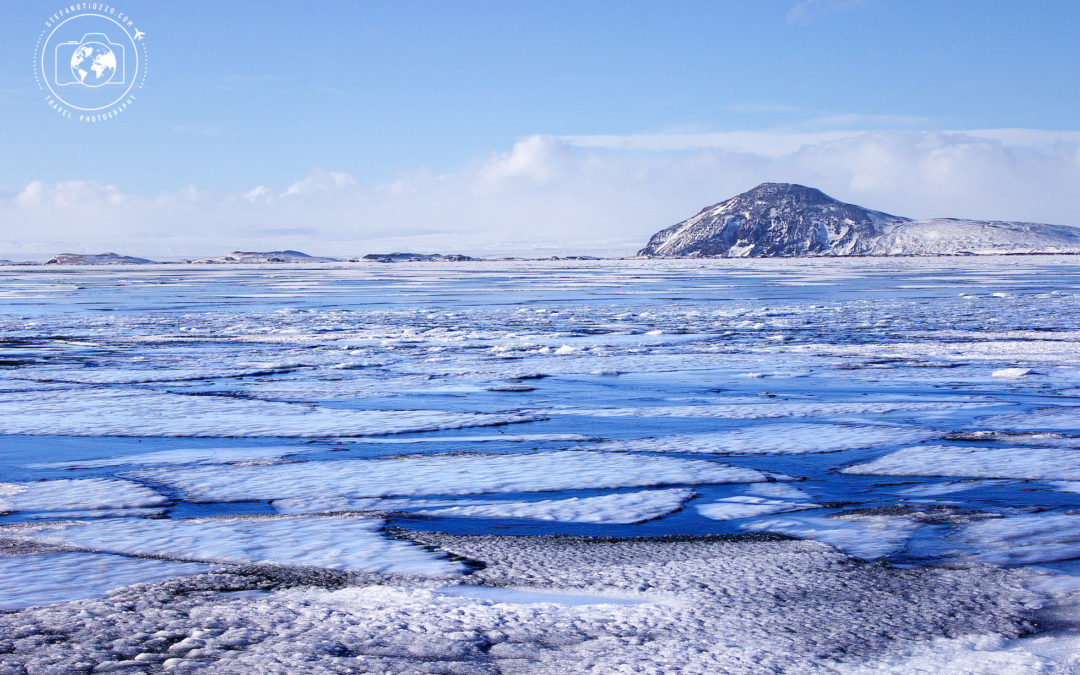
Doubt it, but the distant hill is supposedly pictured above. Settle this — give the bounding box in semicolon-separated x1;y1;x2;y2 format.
44;253;156;265
360;253;477;263
186;250;340;264
638;183;1080;257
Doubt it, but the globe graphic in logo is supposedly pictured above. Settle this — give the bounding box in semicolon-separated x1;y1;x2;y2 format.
70;42;117;87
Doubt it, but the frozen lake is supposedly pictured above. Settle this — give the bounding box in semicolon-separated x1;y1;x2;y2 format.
2;257;1079;671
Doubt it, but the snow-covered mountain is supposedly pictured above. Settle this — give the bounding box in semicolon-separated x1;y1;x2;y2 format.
187;250;340;264
638;183;1080;257
44;253;156;265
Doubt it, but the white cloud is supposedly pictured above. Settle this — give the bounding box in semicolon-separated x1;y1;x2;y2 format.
2;129;1079;260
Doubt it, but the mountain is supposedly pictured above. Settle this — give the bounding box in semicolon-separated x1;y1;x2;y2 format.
187;250;340;264
44;252;156;265
638;183;1080;257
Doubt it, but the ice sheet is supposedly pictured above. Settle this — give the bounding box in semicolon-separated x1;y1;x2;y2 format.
0;390;535;437
592;423;936;455
843;446;1080;480
130;451;772;502
984;407;1080;432
410;488;694;524
26;446;308;469
553;401;991;419
697;495;818;520
0;479;168;515
8;515;463;575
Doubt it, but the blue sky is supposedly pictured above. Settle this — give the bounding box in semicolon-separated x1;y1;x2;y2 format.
2;0;1079;258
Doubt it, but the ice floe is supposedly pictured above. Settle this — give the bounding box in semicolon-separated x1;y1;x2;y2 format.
843;446;1080;480
553;400;991;419
741;514;921;559
0;479;168;515
0;390;535;437
6;516;463;575
952;513;1080;565
591;423;936;455
130;451;772;502
984;407;1080;432
697;495;818;520
409;488;694;524
26;446;308;469
992;367;1038;379
0;553;209;609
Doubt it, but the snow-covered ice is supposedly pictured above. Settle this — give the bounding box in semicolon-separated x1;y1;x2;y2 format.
409;488;694;524
130;451;771;502
0;532;1048;673
0;479;168;515
952;513;1080;565
698;495;818;520
0;553;209;609
6;515;464;575
26;446;308;469
741;514;922;559
592;423;936;455
0;389;535;437
843;445;1080;480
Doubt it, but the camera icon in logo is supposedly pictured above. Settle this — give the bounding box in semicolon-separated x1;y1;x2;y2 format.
54;33;126;88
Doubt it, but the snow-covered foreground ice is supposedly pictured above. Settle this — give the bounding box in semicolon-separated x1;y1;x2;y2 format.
6;515;464;575
0;532;1067;673
3;259;1080;670
130;451;771;502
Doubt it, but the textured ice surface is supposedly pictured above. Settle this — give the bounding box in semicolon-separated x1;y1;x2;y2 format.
0;553;209;609
0;479;167;515
593;423;935;455
0;390;534;437
131;451;771;502
7;516;464;575
843;446;1080;480
0;532;1046;673
742;514;921;559
410;488;694;524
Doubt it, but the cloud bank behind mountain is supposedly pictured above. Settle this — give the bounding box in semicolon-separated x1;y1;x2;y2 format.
3;129;1079;260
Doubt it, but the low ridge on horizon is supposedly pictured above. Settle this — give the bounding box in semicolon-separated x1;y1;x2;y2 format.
638;182;1080;258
